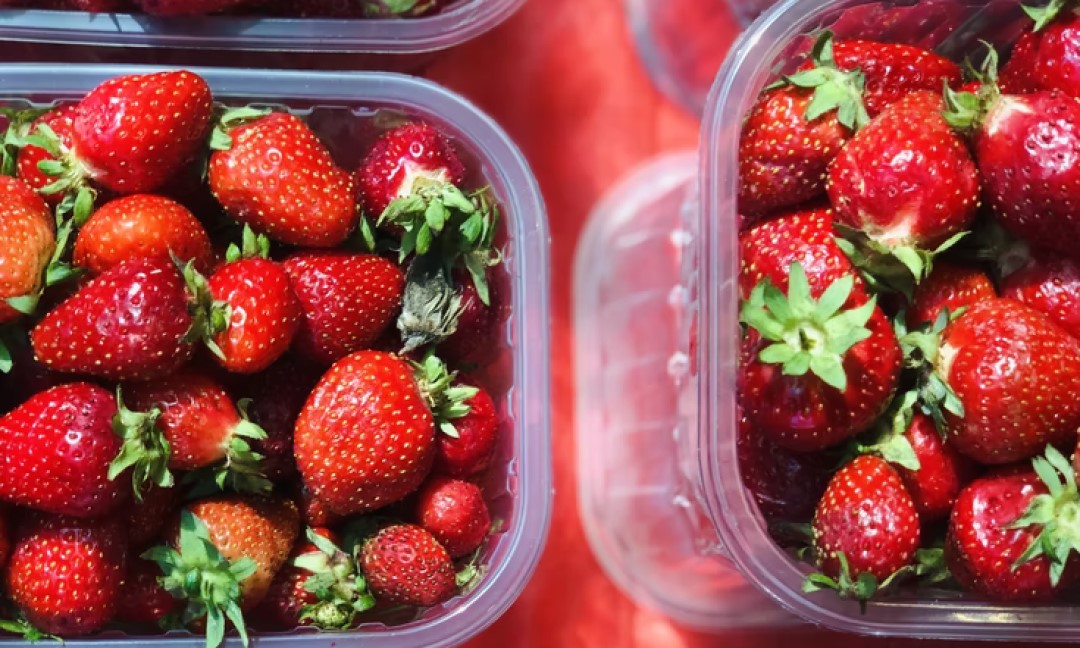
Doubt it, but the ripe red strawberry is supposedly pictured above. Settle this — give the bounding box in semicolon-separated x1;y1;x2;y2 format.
947;449;1080;601
804;455;919;601
360;524;457;607
738;209;901;451
908;261;996;327
7;513;126;636
999;4;1080;97
116;557;180;627
356;121;465;220
935;298;1080;464
126;483;183;549
133;0;248;15
208;111;356;248
295;350;435;515
283;251;405;365
1000;249;1080;339
254;527;337;630
415;476;490;559
67;71;212;195
827;90;979;279
736;406;833;522
0;383;126;518
208;256;302;374
434;266;510;367
433;378;499;478
73;194;214;276
31;256;205;381
292;482;343;529
115;369;271;495
0;176;55;325
14;106;76;207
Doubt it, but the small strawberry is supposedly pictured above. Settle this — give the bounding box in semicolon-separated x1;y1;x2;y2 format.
0;176;57;326
433;377;499;478
907;261;996;327
947;447;1080;601
0;383;126;518
999;1;1080;97
111;368;271;496
7;513;126;636
295;350;435;515
12;106;77;208
1000;249;1080;339
73;194;214;276
126;483;183;550
116;557;180;627
208;111;356;248
360;523;458;607
415;476;491;558
803;455;919;602
283;251;404;365
936;298;1080;464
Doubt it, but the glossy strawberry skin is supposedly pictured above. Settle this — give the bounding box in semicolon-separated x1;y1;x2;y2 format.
283;251;405;366
938;298;1080;464
356;121;466;218
947;466;1080;601
415;476;490;559
295;351;435;515
908;262;996;327
209;258;302;374
0;383;126;518
1003;15;1080;97
31;256;195;381
254;527;338;630
360;524;456;607
209;113;356;248
73;194;214;276
812;455;919;583
434;380;500;478
827;91;980;248
116;557;180;626
0;176;55;325
1001;250;1080;339
16;106;76;206
72;71;212;195
894;414;979;522
7;513;127;636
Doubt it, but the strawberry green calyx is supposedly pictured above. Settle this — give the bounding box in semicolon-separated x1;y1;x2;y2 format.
212;400;272;495
224;225;271;263
943;45;1001;132
1024;0;1068;32
1008;446;1080;586
803;551;909;609
177;255;230;359
835;224;968;298
0;613;59;643
915;547;952;586
0;107;47;177
21;122;97;226
143;510;256;648
739;262;876;392
774;30;871;130
294;528;376;630
363;0;435;16
893;309;965;431
397;254;464;354
208;106;272;152
855;390;921;471
108;388;173;498
411;350;478;438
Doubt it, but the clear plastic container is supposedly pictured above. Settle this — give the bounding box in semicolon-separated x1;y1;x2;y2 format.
0;63;551;647
0;0;524;52
695;0;1079;640
573;150;798;631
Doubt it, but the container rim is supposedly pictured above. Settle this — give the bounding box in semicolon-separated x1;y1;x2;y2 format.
0;64;553;647
0;0;525;52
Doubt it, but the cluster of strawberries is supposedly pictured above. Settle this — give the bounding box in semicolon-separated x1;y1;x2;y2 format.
0;68;507;645
0;0;450;18
736;6;1080;607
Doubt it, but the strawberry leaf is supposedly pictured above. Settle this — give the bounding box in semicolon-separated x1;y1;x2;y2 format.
108;388;173;498
0;613;59;643
0;339;10;374
1007;446;1080;586
1024;0;1067;31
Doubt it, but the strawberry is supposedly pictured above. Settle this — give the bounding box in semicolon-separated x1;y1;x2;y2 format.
0;176;56;325
253;527;336;630
360;524;457;607
126;483;183;549
827;90;979;284
947;448;1080;601
738;210;901;451
291;482;343;529
804;455;919;602
1000;249;1080;339
908;261;996;327
7;513;126;636
295;350;435;515
73;194;214;276
13;106;76;207
207;250;302;374
133;0;248;15
432;266;509;367
999;2;1080;97
936;298;1080;464
31;256;212;381
0;383;126;518
112;368;271;495
415;476;490;559
208;111;356;248
361;0;446;16
116;557;180;627
433;377;499;478
283;251;404;365
145;497;299;646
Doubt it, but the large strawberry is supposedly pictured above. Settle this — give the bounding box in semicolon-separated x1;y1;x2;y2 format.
936;298;1080;464
283;251;404;365
0;176;56;325
1000;249;1080;339
7;513;127;636
208;111;356;248
738;209;901;451
804;455;919;602
295;350;435;515
360;523;458;607
908;261;996;327
0;383;126;518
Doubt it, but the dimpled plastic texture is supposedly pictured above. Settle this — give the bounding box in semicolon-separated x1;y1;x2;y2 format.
573;151;798;631
0;64;551;647
0;0;524;52
695;0;1080;640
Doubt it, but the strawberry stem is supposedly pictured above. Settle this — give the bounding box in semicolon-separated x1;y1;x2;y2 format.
410;350;478;438
108;387;174;499
224;225;271;263
1007;446;1080;586
295;528;376;629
